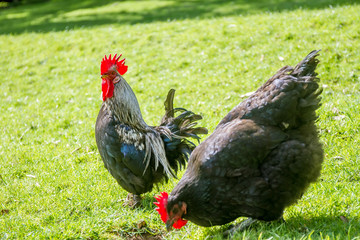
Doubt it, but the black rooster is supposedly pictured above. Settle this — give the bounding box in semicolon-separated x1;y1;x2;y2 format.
96;54;207;207
155;50;324;233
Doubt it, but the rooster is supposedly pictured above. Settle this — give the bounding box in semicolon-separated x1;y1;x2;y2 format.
155;50;324;233
95;54;207;207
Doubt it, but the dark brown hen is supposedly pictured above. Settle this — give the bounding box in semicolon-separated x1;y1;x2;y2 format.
157;50;324;231
95;54;207;207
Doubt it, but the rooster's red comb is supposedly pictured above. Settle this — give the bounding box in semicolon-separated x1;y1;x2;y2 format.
101;53;128;75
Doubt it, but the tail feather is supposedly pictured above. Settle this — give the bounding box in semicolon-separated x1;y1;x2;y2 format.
162;89;176;119
158;89;208;173
218;50;322;129
169;111;207;140
291;50;320;77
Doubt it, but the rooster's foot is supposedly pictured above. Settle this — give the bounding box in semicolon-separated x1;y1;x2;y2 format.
124;193;142;208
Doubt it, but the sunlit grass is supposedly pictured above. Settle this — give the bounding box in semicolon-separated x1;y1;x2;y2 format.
0;0;359;239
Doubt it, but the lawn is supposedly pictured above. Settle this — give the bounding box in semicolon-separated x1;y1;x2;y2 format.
0;0;359;239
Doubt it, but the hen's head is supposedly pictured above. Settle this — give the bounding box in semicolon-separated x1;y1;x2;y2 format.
154;192;188;231
100;54;128;101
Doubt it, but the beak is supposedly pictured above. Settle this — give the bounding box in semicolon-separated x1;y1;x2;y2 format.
101;74;107;79
166;220;174;232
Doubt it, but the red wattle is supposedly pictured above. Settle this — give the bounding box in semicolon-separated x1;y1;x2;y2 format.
102;78;114;101
173;218;188;229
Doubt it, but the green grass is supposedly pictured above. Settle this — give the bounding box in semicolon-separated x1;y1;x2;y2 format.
1;0;359;239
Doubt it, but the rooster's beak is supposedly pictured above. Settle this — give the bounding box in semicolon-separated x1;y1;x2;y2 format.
101;74;107;79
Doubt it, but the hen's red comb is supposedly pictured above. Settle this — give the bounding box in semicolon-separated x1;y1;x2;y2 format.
101;53;128;75
154;192;168;223
154;192;188;229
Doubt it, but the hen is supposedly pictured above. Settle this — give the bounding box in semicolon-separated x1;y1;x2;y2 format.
95;54;207;207
155;50;324;232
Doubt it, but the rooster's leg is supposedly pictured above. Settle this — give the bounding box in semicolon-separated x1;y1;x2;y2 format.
124;193;142;208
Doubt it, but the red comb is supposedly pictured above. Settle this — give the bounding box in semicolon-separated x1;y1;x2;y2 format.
154;192;188;229
101;53;128;75
154;192;168;223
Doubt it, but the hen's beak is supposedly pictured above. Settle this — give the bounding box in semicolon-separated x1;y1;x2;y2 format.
101;74;107;79
166;220;174;232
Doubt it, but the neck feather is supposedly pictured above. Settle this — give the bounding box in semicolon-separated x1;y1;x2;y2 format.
105;76;148;129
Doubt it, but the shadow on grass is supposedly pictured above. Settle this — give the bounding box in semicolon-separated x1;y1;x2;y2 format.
206;216;359;238
0;0;358;34
285;216;360;238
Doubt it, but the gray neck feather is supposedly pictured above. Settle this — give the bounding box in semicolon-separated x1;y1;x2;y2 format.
105;76;148;130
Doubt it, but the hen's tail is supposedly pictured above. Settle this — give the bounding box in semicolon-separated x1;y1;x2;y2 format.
288;50;322;125
292;50;320;77
220;50;322;129
157;89;208;173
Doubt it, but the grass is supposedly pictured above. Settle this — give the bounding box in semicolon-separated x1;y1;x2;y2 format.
0;0;359;239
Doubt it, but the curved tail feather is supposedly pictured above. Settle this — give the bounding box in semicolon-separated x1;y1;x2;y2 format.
157;89;208;173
